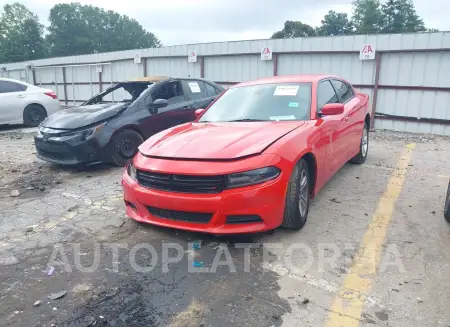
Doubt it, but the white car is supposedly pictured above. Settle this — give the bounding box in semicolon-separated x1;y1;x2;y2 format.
0;78;61;126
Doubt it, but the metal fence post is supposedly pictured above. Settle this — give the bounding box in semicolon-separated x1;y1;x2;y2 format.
54;67;58;97
370;52;382;129
62;67;68;105
72;66;75;105
110;64;114;102
89;65;93;98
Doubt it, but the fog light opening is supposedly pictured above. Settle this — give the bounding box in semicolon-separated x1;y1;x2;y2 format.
125;200;137;211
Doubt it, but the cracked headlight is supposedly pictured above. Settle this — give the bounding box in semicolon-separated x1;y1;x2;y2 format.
226;167;281;189
127;162;137;181
63;122;106;141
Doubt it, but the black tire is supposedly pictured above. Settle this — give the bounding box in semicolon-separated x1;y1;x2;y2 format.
108;129;144;166
445;181;450;223
23;104;46;127
281;158;310;230
350;122;369;164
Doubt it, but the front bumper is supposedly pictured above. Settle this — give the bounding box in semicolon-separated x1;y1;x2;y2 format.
34;132;110;165
122;167;289;235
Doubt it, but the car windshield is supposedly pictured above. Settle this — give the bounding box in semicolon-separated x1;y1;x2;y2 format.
84;82;153;106
198;83;312;122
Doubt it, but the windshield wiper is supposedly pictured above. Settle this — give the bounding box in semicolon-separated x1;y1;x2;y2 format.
228;119;267;122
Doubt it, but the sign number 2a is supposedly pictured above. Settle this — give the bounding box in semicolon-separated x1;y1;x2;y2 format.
360;44;375;60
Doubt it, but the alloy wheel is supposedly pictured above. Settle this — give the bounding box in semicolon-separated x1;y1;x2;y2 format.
298;167;309;217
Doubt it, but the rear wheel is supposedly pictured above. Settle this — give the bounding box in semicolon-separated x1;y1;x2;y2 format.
350;122;369;164
445;181;450;223
23;104;46;127
282;158;310;230
109;129;144;166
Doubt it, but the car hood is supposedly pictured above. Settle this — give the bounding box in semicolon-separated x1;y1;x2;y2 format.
41;103;127;129
139;121;305;160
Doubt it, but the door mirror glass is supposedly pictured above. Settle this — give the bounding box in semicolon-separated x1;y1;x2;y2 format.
148;98;168;114
321;103;344;116
195;108;205;118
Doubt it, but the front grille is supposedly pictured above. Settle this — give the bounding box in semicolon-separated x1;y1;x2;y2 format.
137;170;226;194
226;215;263;224
147;206;213;223
37;149;76;162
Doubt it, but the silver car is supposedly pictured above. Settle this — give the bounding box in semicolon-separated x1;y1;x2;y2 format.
0;78;61;126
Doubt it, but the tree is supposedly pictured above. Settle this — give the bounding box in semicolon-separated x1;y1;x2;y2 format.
380;0;425;33
0;3;46;63
46;3;162;57
317;10;353;36
352;0;382;34
271;21;316;39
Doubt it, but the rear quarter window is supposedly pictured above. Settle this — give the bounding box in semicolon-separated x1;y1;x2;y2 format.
332;80;354;103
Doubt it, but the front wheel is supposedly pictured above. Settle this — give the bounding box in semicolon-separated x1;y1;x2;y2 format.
445;181;450;223
350;122;369;164
108;129;144;166
282;159;310;230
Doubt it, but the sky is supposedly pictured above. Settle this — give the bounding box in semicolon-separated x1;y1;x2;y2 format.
3;0;450;46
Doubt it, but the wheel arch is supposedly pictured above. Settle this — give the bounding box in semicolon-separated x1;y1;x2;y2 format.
23;103;47;118
365;113;370;127
109;124;145;143
296;151;317;198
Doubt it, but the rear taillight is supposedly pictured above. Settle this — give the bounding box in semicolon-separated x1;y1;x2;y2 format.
44;91;58;99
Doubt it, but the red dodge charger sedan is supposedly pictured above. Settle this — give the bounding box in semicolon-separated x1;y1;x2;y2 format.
122;75;370;234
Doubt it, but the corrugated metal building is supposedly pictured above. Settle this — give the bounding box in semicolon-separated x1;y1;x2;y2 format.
1;32;450;135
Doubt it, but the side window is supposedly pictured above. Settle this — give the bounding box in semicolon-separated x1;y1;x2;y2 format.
317;80;339;110
204;82;219;97
151;81;185;105
16;83;27;91
183;80;208;100
332;80;354;103
0;81;22;93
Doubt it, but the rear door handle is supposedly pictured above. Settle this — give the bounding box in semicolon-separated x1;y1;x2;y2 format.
17;94;25;98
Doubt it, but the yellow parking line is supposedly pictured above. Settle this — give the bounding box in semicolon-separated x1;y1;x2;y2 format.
324;143;416;327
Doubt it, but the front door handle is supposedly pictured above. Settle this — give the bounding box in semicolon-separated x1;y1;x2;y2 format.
344;117;349;123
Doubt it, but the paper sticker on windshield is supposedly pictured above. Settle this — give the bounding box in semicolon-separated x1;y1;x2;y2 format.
188;82;201;93
288;102;299;108
269;115;296;121
274;86;299;96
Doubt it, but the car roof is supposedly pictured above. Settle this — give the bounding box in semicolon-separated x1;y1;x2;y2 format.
127;76;222;85
234;74;341;88
129;76;170;83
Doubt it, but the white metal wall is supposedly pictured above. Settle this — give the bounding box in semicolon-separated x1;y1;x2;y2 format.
278;53;376;85
146;57;201;78
1;32;450;135
204;55;273;82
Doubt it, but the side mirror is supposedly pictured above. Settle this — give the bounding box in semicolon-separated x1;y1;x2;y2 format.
321;103;344;116
195;108;205;118
148;98;168;114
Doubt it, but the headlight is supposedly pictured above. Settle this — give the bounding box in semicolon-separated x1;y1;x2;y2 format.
63;123;106;141
226;167;280;189
127;162;137;181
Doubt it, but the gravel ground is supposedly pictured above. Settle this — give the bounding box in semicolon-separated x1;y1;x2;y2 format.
0;126;449;327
